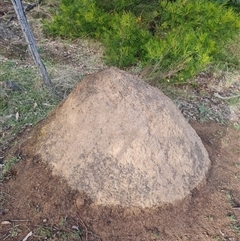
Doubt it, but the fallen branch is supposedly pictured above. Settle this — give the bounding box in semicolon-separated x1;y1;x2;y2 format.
213;92;240;100
24;0;43;12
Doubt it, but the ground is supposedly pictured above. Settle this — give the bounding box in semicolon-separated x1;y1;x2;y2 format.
1;122;240;241
1;1;240;241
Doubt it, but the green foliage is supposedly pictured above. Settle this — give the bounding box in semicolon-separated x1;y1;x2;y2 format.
44;0;240;83
95;0;140;12
209;0;240;12
102;12;151;67
142;0;240;82
37;226;54;239
0;157;19;179
43;0;109;38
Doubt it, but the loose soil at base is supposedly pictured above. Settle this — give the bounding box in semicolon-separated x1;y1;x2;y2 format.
1;122;240;241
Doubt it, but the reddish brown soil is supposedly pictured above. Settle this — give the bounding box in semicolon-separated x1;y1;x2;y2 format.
1;122;240;241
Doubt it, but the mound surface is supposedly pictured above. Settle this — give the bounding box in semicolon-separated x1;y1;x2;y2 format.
24;68;210;208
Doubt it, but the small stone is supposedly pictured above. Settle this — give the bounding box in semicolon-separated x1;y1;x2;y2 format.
1;220;11;225
75;198;85;208
72;225;79;231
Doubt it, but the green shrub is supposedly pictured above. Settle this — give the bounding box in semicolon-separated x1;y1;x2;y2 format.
209;0;240;12
43;0;109;38
44;0;240;83
95;0;139;12
102;12;151;67
142;0;240;82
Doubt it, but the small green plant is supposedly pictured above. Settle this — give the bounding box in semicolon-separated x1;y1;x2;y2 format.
226;192;233;206
234;162;240;168
59;232;68;240
197;103;213;122
227;213;240;236
59;217;67;226
0;157;19;180
37;226;54;239
153;231;160;239
9;224;21;237
33;204;42;214
233;123;240;130
71;229;82;239
232;224;240;236
228;213;237;222
213;236;223;241
35;222;83;240
235;173;240;180
226;95;240;106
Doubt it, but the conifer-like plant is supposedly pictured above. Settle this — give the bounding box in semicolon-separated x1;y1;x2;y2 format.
44;0;240;83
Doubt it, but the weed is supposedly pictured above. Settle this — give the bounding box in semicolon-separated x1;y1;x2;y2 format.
33;204;42;214
8;224;21;237
59;232;68;240
233;123;240;130
213;130;224;137
59;217;68;226
235;173;240;180
213;236;223;241
153;232;160;239
35;224;83;240
198;104;212;122
0;157;19;180
234;162;240;168
227;213;240;236
226;95;240;106
227;213;237;222
226;192;233;205
37;226;54;239
231;224;240;236
71;229;82;239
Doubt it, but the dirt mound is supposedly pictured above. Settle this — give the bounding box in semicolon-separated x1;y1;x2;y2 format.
1;122;240;241
21;67;210;208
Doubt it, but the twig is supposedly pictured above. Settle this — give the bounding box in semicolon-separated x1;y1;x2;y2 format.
77;214;88;241
22;231;33;241
11;219;29;222
76;214;102;241
3;234;10;241
213;92;240;100
24;0;43;12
